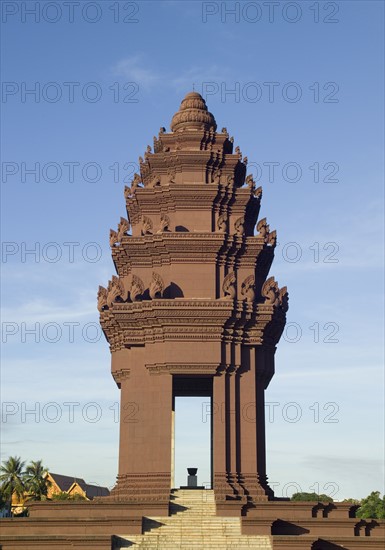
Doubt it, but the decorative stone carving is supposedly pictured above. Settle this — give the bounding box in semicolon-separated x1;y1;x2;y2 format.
254;186;263;199
149;272;164;299
157;214;170;233
109;229;119;247
241;275;255;303
107;275;125;307
167;168;176;183
243;156;248;165
130;274;144;301
149;174;161;188
170;92;217;132
261;276;280;306
279;286;289;312
235;146;242;158
267;229;277;247
212;169;222;184
234;216;245;236
257;218;270;241
117;217;130;241
223;271;236;300
97;285;108;312
141;216;153;235
159;126;166;134
226;174;234;187
217;213;228;233
125;173;142;196
246;174;255;190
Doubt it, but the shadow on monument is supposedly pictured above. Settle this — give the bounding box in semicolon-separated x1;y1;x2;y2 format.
311;540;347;550
271;519;310;535
311;503;337;518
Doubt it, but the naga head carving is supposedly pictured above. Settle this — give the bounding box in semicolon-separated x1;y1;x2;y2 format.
149;272;164;300
149;174;161;188
234;217;245;236
267;229;277;247
117;217;130;242
223;271;236;300
107;276;125;308
217;213;228;234
246;174;255;190
257;218;270;241
157;214;171;233
167;168;176;184
279;286;289;312
261;276;280;306
141;216;153;235
109;229;119;248
211;169;222;184
241;275;255;303
97;285;108;312
130;275;144;302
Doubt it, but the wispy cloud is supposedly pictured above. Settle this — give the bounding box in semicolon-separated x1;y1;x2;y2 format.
111;56;229;94
1;297;97;324
112;55;160;90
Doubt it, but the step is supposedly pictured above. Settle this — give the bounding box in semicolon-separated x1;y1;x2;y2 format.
115;490;272;549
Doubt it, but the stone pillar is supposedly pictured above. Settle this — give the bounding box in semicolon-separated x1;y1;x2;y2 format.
226;367;238;489
255;346;275;498
213;371;227;497
111;348;172;509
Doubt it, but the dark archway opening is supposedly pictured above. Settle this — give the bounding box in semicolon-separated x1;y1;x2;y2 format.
172;376;213;489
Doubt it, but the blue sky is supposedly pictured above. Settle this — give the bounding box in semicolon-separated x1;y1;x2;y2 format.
1;1;384;498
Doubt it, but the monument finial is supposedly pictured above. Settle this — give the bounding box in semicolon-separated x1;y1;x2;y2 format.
170;91;217;132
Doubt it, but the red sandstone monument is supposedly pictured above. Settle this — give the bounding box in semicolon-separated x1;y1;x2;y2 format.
0;92;383;549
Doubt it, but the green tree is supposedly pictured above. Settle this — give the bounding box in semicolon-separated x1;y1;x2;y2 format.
356;491;385;519
24;460;51;502
291;492;333;502
0;456;26;514
342;498;361;505
0;489;7;510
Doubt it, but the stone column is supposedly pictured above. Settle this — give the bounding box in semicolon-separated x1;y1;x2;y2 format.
255;346;275;498
111;348;172;510
213;369;239;506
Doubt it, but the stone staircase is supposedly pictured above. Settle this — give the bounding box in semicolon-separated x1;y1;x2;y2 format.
115;489;272;549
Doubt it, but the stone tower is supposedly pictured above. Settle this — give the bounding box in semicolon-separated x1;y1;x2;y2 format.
98;92;288;516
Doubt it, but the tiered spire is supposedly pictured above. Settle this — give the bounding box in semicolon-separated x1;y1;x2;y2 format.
98;92;288;510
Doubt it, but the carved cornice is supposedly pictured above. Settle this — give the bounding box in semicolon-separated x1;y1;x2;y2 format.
145;363;219;375
100;296;287;352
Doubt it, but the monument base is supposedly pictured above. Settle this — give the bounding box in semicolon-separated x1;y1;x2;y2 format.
0;492;384;550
